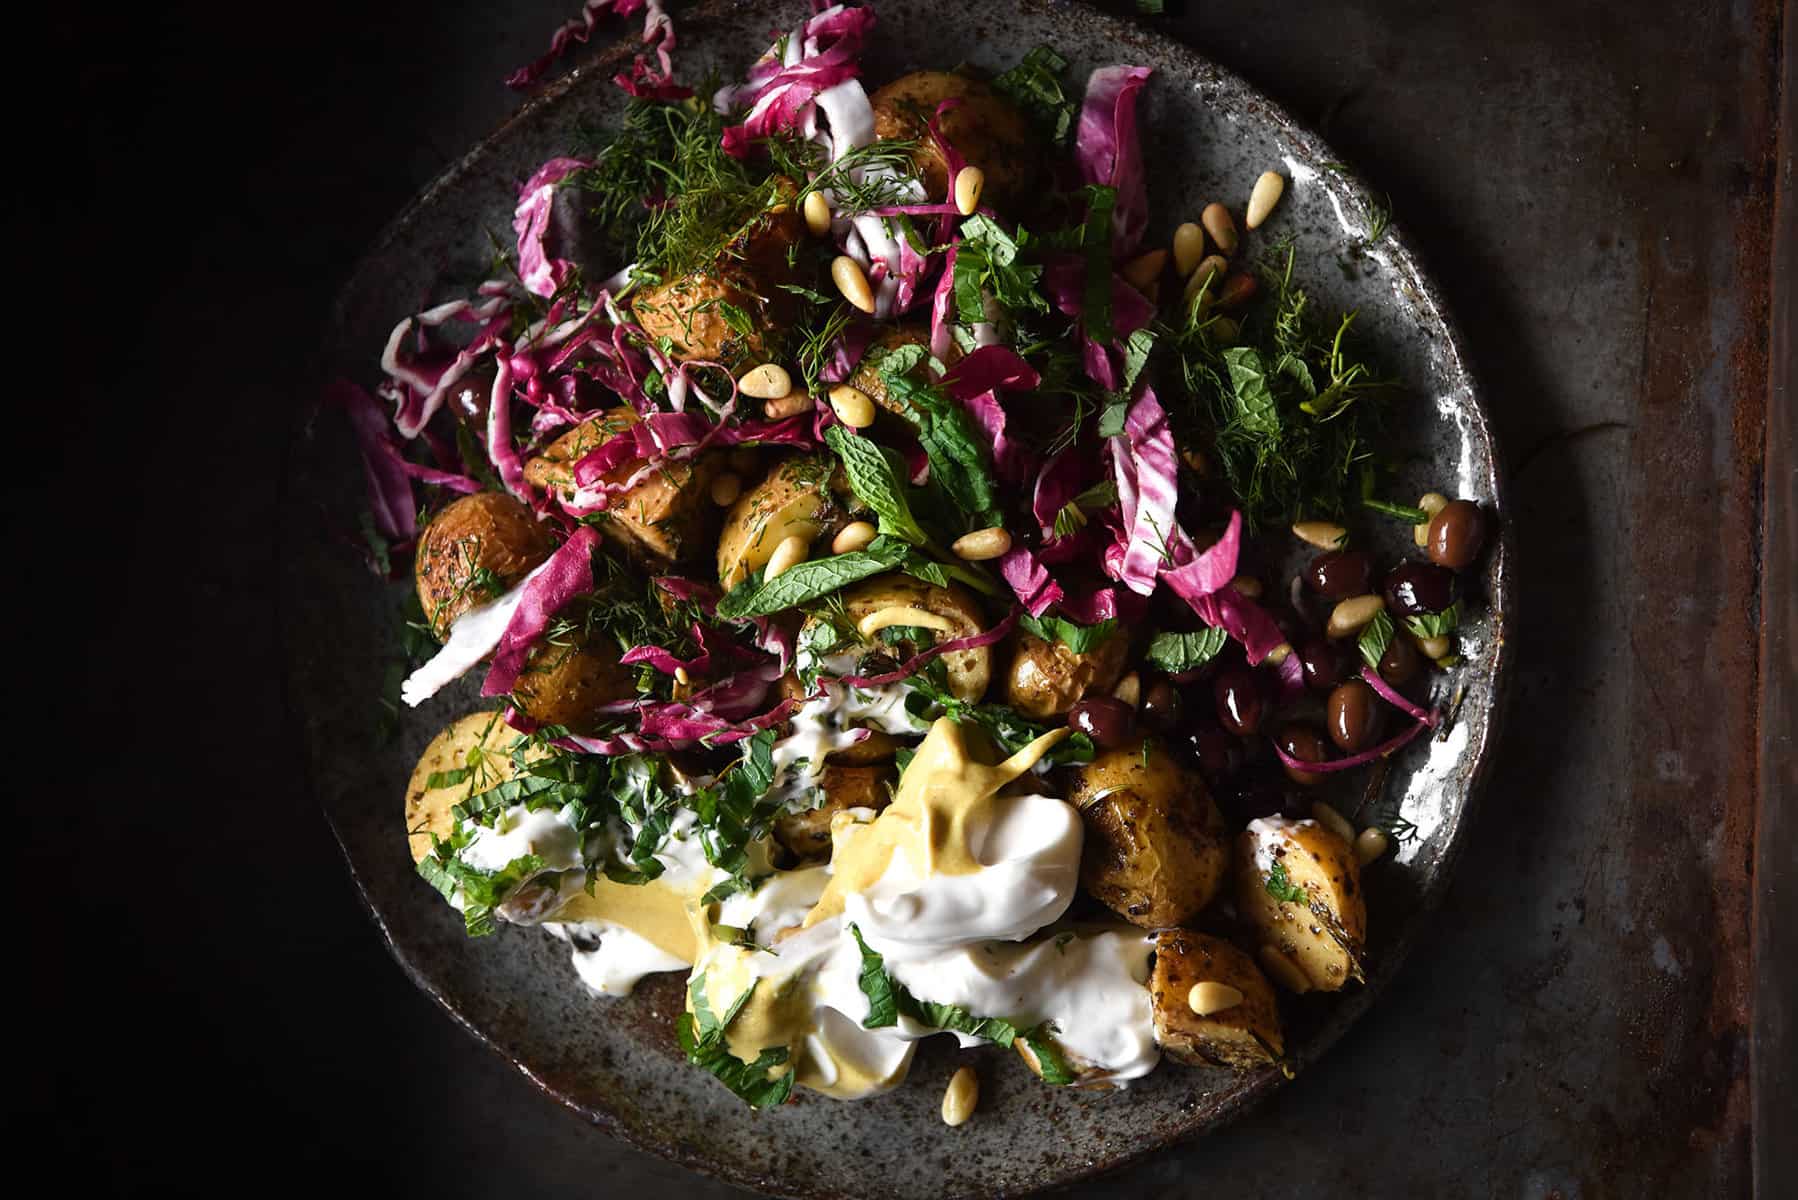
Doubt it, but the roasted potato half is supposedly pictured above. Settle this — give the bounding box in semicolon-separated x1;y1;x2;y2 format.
1004;630;1130;719
773;765;894;860
1234;817;1368;992
509;624;639;736
870;72;1037;211
404;710;546;863
1066;743;1231;928
524;408;721;565
837;574;993;703
1150;930;1284;1069
414;491;556;640
717;455;841;589
847;324;961;417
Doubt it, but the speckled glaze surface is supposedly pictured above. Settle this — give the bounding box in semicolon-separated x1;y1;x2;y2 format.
285;1;1512;1195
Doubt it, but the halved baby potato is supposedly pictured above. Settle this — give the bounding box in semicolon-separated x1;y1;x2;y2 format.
773;765;894;860
835;574;993;703
404;710;546;863
717;454;840;589
414;491;556;640
847;324;961;417
1234;817;1368;992
869;72;1038;212
1150;930;1284;1069
1004;630;1130;719
1065;742;1231;928
509;624;640;736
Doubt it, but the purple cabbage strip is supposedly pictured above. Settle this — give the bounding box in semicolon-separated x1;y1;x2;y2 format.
716;3;877;156
1107;385;1181;596
836;610;1020;687
1074;65;1153;256
480;526;600;698
996;547;1063;617
513;156;592;299
330;378;417;546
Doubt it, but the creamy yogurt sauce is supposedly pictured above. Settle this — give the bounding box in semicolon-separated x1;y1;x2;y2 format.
1247;815;1318;872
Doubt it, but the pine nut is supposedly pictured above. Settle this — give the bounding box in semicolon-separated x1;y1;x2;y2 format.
1188;981;1245;1016
831;255;876;314
1200;202;1238;255
803;189;831;237
953;165;985;216
1419;634;1452;660
1260;944;1313;994
1414;491;1448;547
952;526;1011;561
763;390;815;421
1121;248;1167;291
941;1065;979;1127
1218;271;1259;309
1112;672;1142;708
764;534;810;580
1183;254;1228;302
1209;316;1240;346
827;384;876;429
1246;170;1286;229
1264;642;1293;666
1354;825;1390;866
832;521;877;554
738;363;792;401
1292;521;1348;549
709;472;742;507
1172;222;1206;277
1327;594;1385;639
674;666;691;687
1311;800;1356;846
1230;575;1264;600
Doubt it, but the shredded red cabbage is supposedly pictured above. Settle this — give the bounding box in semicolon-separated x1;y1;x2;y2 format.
514;157;592;299
1107;385;1181;595
836;610;1020;687
1075;65;1153;256
480;526;600;697
1360;665;1439;726
330;379;418;549
506;0;678;94
1272;716;1431;775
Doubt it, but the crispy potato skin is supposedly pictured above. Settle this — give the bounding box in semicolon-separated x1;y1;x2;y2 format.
870;72;1037;210
404;711;545;862
773;765;894;860
837;574;993;703
716;455;839;588
1004;631;1130;719
525;408;721;565
509;627;638;736
1066;743;1231;928
414;492;556;640
1150;930;1284;1068
1235;821;1368;992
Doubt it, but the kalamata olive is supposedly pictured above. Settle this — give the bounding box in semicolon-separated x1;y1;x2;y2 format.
1308;550;1376;601
446;370;495;427
1213;666;1267;736
1378;634;1423;686
1068;696;1136;750
1298;637;1355;692
1326;680;1385;752
1384;560;1459;616
1277;724;1331;786
1426;500;1487;570
1184;722;1244;780
1140;679;1182;733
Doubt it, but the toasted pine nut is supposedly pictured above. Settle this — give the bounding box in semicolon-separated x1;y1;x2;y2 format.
1419;634;1452;660
1217;271;1259;309
709;472;742;507
1246;170;1286;229
737;363;792;400
1260;944;1313;994
1200;202;1238;254
1172;222;1206;276
1414;491;1449;547
763;390;815;421
952;526;1011;561
953;166;985;216
764;534;810;581
1327;594;1386;639
1184;254;1228;303
1209;316;1240;346
803;189;831;237
1355;825;1391;866
1188;981;1245;1016
1112;672;1142;708
674;666;691;687
831;255;876;314
1264;642;1293;666
1121;248;1167;291
941;1065;979;1127
827;384;876;429
1230;575;1264;600
1292;521;1348;549
832;521;877;554
1311;800;1356;846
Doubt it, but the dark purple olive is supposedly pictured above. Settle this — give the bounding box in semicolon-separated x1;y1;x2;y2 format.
1277;723;1331;787
1068;696;1136;750
1426;500;1487;570
1378;635;1423;686
1140;679;1182;734
1308;550;1376;602
1384;560;1459;616
1183;722;1244;780
446;370;495;427
1298;637;1356;692
1326;680;1385;752
1213;667;1267;736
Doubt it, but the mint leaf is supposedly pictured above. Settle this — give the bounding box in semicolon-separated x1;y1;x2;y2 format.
1145;628;1228;674
1019;614;1119;654
1357;608;1395;668
1222;346;1281;437
676;994;794;1110
992;46;1076;146
1078;185;1117;343
824;425;930;545
877;350;1003;526
1018;1029;1078;1085
1404;602;1460;640
850;924;1032;1049
1266;861;1306;904
955;214;1049;322
715;536;910;618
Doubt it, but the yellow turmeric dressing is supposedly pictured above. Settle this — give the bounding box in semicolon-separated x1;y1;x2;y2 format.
552;878;702;963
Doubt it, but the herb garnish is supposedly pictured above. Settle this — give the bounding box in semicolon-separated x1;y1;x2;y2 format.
1144;628;1229;675
1265;861;1306;904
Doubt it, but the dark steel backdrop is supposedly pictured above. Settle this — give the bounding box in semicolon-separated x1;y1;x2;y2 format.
28;1;1784;1196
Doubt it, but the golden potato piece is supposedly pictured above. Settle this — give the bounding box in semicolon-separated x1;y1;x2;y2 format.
524;408;721;565
717;455;839;589
404;710;544;862
1066;743;1231;928
870;72;1037;211
414;491;556;640
1234;817;1368;992
836;574;993;703
509;625;639;736
1004;630;1130;719
1150;930;1284;1069
847;324;963;417
773;765;894;860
